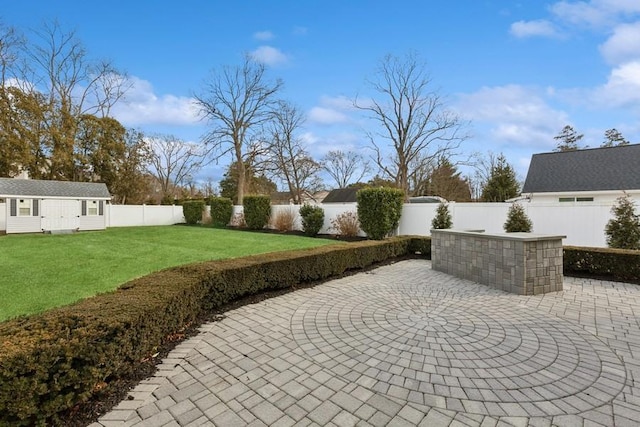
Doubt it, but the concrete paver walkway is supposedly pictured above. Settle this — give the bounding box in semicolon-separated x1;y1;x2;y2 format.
93;260;640;426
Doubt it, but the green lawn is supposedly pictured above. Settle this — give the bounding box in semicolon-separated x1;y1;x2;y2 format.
0;226;339;321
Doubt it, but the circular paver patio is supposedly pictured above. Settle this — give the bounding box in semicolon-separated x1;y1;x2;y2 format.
93;260;640;426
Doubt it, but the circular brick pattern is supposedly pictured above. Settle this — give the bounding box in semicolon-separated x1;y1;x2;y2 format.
292;283;626;417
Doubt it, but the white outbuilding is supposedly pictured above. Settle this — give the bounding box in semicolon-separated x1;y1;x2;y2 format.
0;178;111;234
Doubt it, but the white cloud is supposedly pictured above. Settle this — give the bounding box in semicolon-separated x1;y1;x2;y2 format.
599;22;640;64
308;107;349;125
551;0;640;28
591;60;640;106
249;45;288;66
111;76;200;126
254;30;274;41
307;95;356;124
510;20;559;38
456;85;569;149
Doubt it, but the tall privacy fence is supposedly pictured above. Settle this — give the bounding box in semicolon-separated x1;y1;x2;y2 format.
0;201;618;247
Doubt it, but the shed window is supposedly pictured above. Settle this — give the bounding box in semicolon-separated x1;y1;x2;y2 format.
18;199;31;216
87;200;98;216
82;200;104;216
576;197;594;202
559;197;575;203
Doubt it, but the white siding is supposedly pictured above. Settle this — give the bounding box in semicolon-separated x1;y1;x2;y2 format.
79;216;106;231
528;190;640;204
0;202;5;231
6;215;41;234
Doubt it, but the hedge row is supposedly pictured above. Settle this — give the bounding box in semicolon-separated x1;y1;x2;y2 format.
0;237;430;425
564;246;640;282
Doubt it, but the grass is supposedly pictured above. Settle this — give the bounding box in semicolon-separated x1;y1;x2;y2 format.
0;226;339;321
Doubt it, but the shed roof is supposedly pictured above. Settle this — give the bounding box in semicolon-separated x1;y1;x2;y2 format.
522;144;640;193
0;178;111;199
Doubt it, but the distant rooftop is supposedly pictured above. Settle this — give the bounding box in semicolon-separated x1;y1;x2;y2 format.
522;144;640;193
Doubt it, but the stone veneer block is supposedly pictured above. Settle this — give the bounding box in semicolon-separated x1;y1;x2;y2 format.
431;229;565;296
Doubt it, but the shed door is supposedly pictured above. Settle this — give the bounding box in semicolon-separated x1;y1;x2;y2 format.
41;199;80;231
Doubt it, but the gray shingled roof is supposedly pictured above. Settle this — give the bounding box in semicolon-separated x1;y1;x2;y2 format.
522;144;640;193
0;178;111;199
322;188;359;203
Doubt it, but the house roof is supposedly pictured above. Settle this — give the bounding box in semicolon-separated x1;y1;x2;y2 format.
0;178;111;199
522;144;640;193
322;188;359;203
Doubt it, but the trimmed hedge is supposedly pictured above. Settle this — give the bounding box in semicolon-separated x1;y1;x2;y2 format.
357;187;405;240
564;246;640;282
0;237;430;425
182;200;205;224
243;195;271;230
210;197;233;227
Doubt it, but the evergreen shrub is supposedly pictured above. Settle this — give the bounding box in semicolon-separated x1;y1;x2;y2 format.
432;203;452;229
356;187;405;240
210;197;233;227
243;195;271;230
299;204;324;236
504;203;532;232
182;200;205;225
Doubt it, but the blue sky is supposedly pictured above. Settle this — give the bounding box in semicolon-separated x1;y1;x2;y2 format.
3;0;640;187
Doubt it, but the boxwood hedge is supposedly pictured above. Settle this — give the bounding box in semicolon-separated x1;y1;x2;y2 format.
0;237;430;425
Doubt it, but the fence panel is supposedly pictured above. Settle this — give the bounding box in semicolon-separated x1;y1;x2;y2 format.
97;201;617;248
106;205;185;227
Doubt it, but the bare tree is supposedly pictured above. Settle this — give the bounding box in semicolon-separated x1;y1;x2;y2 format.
263;101;322;204
195;56;283;205
1;21;130;180
0;21;23;86
145;134;208;201
355;52;467;198
321;150;371;188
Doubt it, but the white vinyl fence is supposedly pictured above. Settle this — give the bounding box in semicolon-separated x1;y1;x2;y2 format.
0;200;620;248
105;204;185;227
274;202;617;248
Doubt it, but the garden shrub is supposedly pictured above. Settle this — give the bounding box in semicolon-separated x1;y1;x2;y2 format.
182;200;205;225
605;193;640;250
210;197;233;227
0;237;423;425
299;204;324;236
432;203;452;229
243;195;271;230
271;207;298;232
564;246;640;282
504;203;532;232
357;187;405;240
331;211;360;237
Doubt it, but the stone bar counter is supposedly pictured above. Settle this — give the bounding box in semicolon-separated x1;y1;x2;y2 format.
431;229;565;295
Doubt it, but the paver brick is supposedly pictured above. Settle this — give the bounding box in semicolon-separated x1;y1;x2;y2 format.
95;260;640;426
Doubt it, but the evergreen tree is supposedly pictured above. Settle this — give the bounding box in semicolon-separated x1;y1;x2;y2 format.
425;158;471;202
553;125;584;151
605;193;640;249
432;203;453;229
481;155;520;202
504;203;532;232
601;128;629;148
